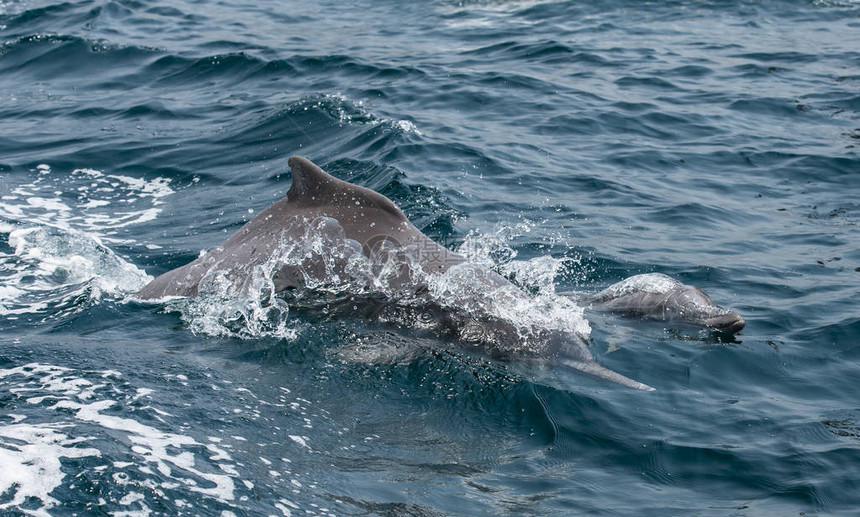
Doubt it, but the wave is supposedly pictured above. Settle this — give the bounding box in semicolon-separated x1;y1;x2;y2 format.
460;39;580;63
0;222;149;320
220;93;420;147
0;162;172;320
0;362;236;514
0;31;430;89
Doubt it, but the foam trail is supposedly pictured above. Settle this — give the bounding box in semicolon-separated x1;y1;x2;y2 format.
0;363;242;515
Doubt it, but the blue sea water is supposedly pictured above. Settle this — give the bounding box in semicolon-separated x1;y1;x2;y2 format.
1;0;859;515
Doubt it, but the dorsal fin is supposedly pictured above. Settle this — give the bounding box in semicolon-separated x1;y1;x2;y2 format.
287;156;339;202
286;156;407;222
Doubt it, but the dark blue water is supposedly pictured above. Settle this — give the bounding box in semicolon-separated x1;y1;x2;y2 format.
2;0;859;515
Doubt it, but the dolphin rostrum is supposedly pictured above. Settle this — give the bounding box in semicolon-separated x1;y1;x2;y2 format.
138;156;654;391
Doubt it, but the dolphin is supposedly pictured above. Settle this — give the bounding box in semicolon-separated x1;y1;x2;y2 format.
138;156;654;390
579;273;745;334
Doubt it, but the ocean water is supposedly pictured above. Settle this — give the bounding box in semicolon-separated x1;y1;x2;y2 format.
1;0;859;515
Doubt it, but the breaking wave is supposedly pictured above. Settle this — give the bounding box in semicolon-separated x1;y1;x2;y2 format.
0;163;171;320
0;222;150;319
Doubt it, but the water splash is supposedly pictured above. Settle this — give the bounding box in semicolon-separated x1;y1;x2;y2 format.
0;162;170;318
594;272;683;298
0;222;150;318
166;217;591;360
302;93;421;135
164;216;373;339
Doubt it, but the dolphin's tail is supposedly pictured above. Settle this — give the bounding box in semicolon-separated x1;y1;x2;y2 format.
560;359;655;391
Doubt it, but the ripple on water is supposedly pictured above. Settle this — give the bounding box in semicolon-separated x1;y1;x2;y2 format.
1;0;860;514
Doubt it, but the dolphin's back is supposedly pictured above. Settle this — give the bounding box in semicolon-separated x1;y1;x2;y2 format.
137;157;461;299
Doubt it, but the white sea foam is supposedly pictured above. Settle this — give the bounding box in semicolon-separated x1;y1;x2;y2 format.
0;363;255;515
0;359;342;514
0;164;173;242
0;163;171;317
288;435;310;449
0;223;151;316
0;422;101;516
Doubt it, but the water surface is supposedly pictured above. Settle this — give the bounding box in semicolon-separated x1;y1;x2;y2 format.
1;0;859;515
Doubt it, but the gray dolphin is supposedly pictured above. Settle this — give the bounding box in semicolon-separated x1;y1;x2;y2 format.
579;273;745;334
138;156;654;391
137;156;465;298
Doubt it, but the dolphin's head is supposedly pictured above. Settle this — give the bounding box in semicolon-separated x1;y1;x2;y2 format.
667;286;745;334
699;311;746;334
